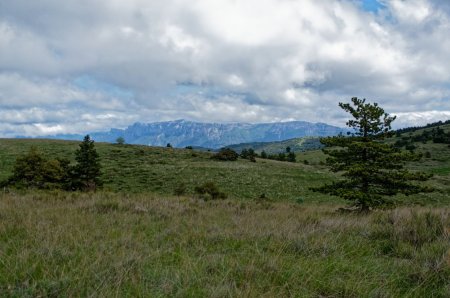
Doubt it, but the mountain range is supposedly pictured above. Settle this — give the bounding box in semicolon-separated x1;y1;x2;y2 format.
48;119;346;149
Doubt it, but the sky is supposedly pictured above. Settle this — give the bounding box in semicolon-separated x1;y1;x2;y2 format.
1;0;450;137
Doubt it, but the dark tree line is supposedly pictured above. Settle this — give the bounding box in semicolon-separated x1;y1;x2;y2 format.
212;147;297;163
2;135;102;191
259;148;296;163
395;126;450;150
395;119;450;135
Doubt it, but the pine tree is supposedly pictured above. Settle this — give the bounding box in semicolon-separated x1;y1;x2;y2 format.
72;135;102;191
260;150;268;159
116;136;125;145
248;148;257;162
240;149;249;159
312;97;431;212
287;152;296;163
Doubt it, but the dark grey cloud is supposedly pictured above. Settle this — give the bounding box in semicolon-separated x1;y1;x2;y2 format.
0;0;449;136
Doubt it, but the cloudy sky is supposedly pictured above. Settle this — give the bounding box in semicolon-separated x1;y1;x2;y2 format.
1;0;450;136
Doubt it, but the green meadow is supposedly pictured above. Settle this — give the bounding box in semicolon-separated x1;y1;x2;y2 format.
0;133;449;297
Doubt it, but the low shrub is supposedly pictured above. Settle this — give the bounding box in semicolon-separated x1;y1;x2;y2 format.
194;182;227;200
174;182;187;196
211;148;239;161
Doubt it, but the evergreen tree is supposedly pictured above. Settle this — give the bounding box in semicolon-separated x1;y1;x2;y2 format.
247;148;257;162
287;152;296;163
72;135;102;191
116;136;125;145
240;149;249;159
260;150;268;159
312;97;431;212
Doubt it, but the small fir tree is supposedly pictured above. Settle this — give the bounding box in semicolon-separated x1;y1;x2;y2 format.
312;97;431;212
287;152;296;163
240;149;249;159
72;135;102;191
116;136;125;145
260;150;268;159
247;148;257;162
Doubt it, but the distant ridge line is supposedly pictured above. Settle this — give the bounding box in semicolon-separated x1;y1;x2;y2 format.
34;119;347;149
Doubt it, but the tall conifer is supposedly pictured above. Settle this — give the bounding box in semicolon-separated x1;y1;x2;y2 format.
72;135;102;191
313;98;431;212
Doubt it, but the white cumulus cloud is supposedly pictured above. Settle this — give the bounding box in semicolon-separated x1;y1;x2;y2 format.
0;0;449;136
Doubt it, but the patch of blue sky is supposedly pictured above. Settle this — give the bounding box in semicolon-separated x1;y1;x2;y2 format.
73;75;134;99
361;0;385;13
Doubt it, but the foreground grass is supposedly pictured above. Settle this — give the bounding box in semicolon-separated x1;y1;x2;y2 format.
1;192;449;297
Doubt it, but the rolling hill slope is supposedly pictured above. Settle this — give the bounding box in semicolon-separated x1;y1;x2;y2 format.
225;137;323;154
0;138;334;202
1;134;449;204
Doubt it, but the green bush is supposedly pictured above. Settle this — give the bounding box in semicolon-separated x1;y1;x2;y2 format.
240;148;257;162
174;182;187;196
194;182;227;200
405;144;417;151
211;148;239;161
116;137;125;145
3;147;71;190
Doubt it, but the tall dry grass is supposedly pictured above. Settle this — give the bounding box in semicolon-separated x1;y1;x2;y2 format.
0;191;449;297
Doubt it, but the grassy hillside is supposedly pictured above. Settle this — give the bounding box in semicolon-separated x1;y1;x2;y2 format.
0;136;449;296
225;137;322;154
1;135;450;205
0;193;449;297
0;138;334;203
